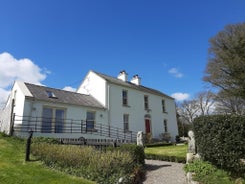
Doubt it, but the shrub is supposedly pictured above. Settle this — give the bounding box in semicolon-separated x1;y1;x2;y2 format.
193;115;245;178
145;153;186;163
145;133;152;143
184;160;238;184
31;143;144;183
145;142;172;147
184;160;217;178
160;132;171;142
117;144;145;165
32;137;60;144
175;135;180;143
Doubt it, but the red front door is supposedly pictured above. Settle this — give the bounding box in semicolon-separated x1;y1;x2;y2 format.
145;119;151;134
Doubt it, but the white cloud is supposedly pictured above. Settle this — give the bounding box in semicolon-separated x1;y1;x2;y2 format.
171;92;190;101
0;52;49;105
168;68;183;78
0;88;10;108
63;86;76;92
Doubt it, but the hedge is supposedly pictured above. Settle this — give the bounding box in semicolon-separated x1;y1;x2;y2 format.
145;153;186;163
32;143;145;184
193;115;245;178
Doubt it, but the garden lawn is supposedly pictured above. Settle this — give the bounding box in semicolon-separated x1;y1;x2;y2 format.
144;144;187;162
0;134;94;184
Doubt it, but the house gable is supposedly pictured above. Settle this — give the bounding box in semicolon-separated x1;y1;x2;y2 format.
77;70;107;107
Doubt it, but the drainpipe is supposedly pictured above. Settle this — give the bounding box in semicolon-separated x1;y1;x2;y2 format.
107;83;111;126
9;99;15;136
27;98;36;130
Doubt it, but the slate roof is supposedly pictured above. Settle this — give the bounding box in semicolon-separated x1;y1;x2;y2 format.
93;71;174;99
24;83;105;109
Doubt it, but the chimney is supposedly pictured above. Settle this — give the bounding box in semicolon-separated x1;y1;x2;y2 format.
117;70;128;82
131;74;141;85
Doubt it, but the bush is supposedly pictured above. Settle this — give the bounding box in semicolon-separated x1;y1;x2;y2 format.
117;144;145;165
32;137;60;144
145;142;172;147
175;135;180;143
31;143;144;183
145;153;186;163
160;132;171;142
193;115;245;178
184;160;217;178
184;160;239;184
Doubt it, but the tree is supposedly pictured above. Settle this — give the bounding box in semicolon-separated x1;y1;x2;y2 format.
176;111;193;137
177;91;215;124
176;91;216;136
214;90;245;115
196;91;215;115
177;99;200;124
203;22;245;100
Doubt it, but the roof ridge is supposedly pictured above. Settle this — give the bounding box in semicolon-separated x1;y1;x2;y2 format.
24;82;85;95
92;70;173;99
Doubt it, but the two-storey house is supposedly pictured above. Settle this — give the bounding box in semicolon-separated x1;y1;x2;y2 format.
78;70;178;141
0;70;178;142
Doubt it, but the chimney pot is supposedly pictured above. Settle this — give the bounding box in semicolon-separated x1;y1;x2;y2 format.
131;74;141;85
118;70;128;82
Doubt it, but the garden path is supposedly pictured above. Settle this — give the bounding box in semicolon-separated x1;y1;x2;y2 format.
143;159;187;184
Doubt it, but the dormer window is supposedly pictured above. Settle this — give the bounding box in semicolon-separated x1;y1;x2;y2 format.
46;90;57;98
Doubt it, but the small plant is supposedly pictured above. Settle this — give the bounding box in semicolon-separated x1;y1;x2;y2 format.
184;160;243;184
145;133;152;143
175;135;181;143
184;160;217;178
32;137;60;144
160;132;171;142
118;144;145;165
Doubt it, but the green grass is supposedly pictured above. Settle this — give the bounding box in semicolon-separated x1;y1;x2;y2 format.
0;134;94;184
184;160;245;184
144;144;187;162
145;144;187;158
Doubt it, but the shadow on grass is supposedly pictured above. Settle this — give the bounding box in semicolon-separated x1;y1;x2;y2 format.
26;158;40;162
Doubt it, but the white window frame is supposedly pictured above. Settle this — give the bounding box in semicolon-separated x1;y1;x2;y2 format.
164;119;168;133
144;95;149;110
42;106;65;133
86;111;96;130
122;90;128;106
123;114;129;132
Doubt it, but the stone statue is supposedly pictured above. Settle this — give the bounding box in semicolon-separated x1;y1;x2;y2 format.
186;130;198;164
187;130;196;154
137;131;144;147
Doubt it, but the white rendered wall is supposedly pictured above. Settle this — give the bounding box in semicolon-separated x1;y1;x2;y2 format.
77;71;107;107
108;83;178;141
21;99;107;132
0;81;29;134
24;100;107;123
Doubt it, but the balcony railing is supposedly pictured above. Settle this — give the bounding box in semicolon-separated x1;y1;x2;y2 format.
13;115;137;142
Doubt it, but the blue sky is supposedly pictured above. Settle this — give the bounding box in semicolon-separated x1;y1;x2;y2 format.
0;0;245;105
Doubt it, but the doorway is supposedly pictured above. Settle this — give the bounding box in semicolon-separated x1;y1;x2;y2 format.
145;119;151;134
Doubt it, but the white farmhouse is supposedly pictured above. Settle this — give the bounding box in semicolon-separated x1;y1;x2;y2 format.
0;70;178;142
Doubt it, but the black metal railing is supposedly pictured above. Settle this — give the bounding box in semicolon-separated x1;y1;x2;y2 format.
13;115;137;142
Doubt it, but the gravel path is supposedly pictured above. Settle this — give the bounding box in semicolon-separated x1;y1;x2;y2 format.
142;159;187;184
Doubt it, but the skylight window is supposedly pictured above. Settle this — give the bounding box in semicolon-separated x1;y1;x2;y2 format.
46;90;57;98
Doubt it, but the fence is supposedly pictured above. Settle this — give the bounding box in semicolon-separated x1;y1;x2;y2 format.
13;115;137;143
